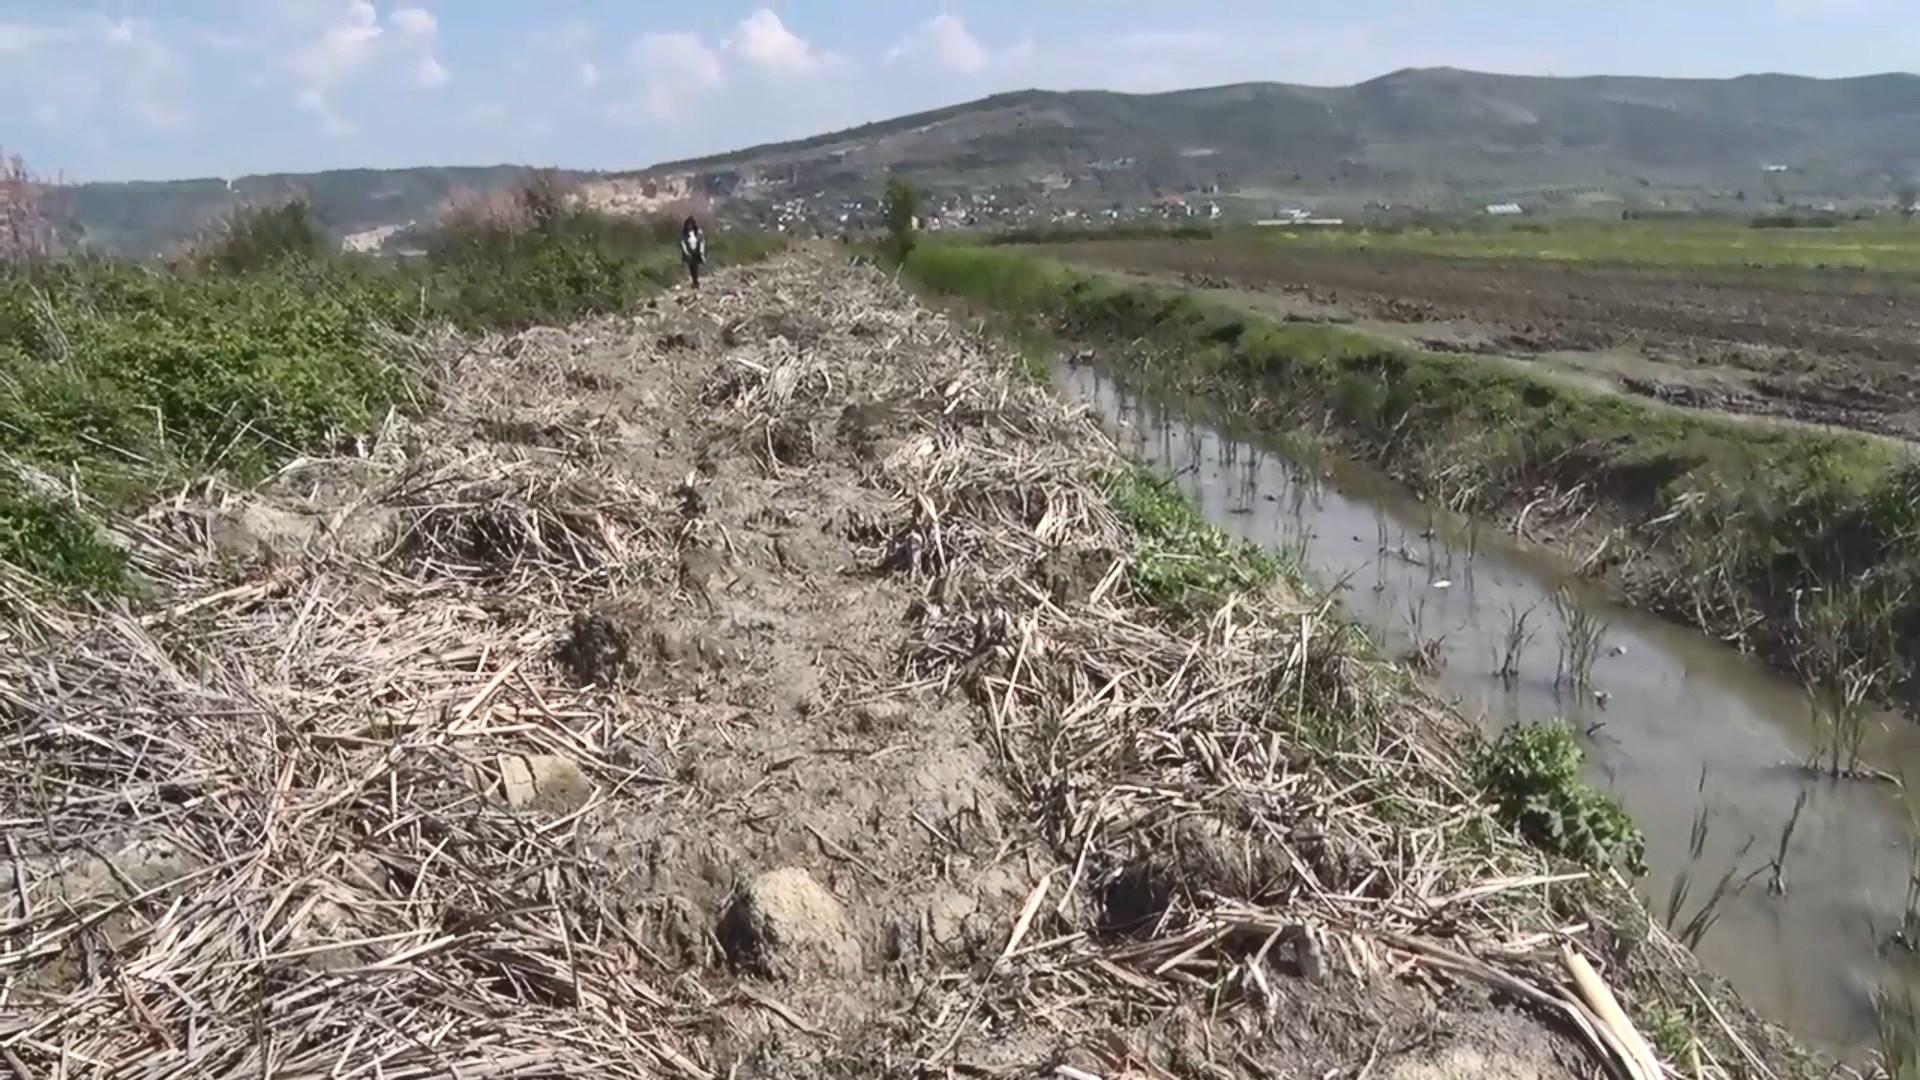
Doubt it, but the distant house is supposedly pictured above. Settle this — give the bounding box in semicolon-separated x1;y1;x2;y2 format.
1485;202;1524;216
1763;164;1790;173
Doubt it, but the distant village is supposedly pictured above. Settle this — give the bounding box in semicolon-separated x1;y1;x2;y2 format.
631;153;1897;240
731;187;1361;236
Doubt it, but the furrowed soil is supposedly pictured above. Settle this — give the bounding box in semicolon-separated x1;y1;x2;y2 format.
0;248;1795;1078
1037;238;1920;441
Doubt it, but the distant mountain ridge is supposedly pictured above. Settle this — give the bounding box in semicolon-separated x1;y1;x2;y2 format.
44;67;1920;254
51;165;593;257
638;68;1920;208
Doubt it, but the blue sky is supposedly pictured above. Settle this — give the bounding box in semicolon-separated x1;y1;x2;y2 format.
0;0;1911;182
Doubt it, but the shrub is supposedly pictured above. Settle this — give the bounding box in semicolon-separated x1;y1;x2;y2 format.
1473;721;1645;872
884;179;920;261
198;200;330;274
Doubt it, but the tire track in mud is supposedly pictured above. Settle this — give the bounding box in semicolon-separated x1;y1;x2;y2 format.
0;248;1797;1080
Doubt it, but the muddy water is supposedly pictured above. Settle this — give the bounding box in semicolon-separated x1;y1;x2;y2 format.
1057;360;1920;1052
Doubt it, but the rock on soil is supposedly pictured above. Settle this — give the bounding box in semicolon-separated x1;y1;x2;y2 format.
497;754;594;814
718;867;863;980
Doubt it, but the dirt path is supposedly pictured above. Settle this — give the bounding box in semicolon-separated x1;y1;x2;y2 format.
1041;239;1920;442
0;248;1788;1078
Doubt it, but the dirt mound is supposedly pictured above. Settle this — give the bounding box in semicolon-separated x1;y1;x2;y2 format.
719;867;864;979
0;247;1769;1079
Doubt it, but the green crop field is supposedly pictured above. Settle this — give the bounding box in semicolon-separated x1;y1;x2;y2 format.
1238;219;1920;273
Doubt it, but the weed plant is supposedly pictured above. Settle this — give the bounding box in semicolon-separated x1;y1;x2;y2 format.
1472;720;1645;872
1103;466;1279;621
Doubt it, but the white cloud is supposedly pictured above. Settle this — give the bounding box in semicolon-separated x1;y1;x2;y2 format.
616;31;724;123
413;54;451;88
110;19;195;130
728;9;831;76
889;14;991;75
0;23;69;54
389;7;437;37
289;1;381;89
297;87;358;136
577;59;602;89
278;1;450;133
0;16;194;134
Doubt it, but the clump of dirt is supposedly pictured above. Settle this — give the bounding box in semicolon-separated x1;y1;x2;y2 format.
718;867;864;979
556;607;638;684
1032;545;1118;605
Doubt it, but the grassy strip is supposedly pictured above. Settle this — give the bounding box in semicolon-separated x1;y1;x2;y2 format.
993;218;1920;273
1249;219;1920;273
903;241;1920;713
0;197;779;605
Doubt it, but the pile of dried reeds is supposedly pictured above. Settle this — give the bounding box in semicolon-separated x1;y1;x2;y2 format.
0;335;704;1077
807;256;1716;1079
0;247;1761;1080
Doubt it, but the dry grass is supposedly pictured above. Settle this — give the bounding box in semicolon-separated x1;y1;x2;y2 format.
0;247;1799;1079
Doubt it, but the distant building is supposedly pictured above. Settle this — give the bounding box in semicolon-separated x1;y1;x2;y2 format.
1485;202;1524;216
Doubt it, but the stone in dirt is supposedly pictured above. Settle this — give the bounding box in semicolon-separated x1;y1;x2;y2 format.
32;837;200;905
1389;1045;1569;1080
497;754;594;814
718;867;863;980
208;503;318;563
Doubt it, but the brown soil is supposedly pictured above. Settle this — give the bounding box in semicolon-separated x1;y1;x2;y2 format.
1042;239;1920;441
0;249;1797;1079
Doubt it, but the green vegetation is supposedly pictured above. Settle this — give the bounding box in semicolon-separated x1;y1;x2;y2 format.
1473;721;1646;872
992;223;1217;247
900;242;1920;712
1;185;778;606
883;179;921;262
198;200;332;273
1103;466;1278;619
1196;219;1920;273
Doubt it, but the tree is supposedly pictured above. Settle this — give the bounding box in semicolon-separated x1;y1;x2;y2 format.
883;179;919;260
1898;177;1919;224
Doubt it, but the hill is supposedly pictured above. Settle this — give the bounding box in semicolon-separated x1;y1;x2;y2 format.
644;68;1920;212
48;165;594;257
40;67;1920;253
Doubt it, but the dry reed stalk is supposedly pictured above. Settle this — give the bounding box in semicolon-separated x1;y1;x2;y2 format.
0;247;1769;1080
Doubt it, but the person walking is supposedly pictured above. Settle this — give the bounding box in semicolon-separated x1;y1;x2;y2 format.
680;215;707;289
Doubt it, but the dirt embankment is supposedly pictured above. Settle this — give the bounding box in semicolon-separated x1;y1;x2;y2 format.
1045;240;1920;442
0;250;1791;1078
